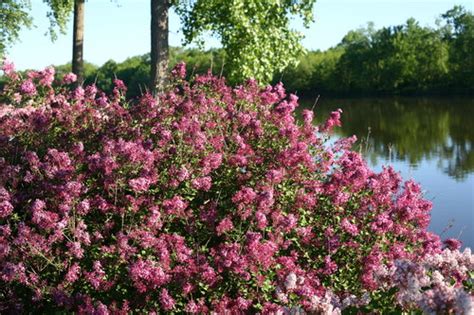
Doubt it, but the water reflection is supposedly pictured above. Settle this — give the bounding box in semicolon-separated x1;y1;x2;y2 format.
305;98;474;181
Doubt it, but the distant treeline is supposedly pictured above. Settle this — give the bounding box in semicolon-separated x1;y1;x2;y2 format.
6;5;473;97
279;5;473;96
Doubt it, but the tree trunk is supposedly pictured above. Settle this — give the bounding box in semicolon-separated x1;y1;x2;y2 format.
150;0;169;94
72;0;85;84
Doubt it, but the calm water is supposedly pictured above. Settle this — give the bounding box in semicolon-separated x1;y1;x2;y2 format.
301;97;474;249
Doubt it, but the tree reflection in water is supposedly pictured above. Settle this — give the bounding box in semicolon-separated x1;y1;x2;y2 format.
304;97;474;181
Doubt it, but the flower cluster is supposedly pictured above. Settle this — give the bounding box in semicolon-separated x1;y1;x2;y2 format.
375;248;473;314
0;60;472;313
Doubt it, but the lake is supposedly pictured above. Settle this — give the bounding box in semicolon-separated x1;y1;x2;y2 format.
301;97;474;249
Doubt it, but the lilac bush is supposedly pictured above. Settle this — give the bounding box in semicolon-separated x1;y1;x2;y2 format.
0;60;472;313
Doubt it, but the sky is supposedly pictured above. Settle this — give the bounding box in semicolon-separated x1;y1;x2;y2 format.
6;0;473;70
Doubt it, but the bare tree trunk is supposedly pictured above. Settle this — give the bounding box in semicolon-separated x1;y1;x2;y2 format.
72;0;85;84
150;0;169;94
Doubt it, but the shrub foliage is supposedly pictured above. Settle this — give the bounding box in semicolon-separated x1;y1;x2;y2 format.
0;61;472;313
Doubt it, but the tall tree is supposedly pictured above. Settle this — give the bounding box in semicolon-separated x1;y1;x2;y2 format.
43;0;85;82
72;0;85;83
149;0;317;93
150;0;169;93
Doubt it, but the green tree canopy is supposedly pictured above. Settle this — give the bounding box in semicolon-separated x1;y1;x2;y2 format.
0;0;33;57
441;5;474;89
1;0;74;57
175;0;317;84
42;0;74;41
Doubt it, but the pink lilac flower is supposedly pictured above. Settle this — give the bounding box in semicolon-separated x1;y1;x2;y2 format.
236;297;251;310
229;154;248;167
216;217;234;235
63;73;77;84
162;195;188;217
285;272;298;290
12;92;22;103
443;238;462;250
129;177;151;192
113;79;126;90
95;302;110;315
323;255;338;275
255;211;267;229
257;187;274;211
185;300;200;313
282;213;297;232
65;263;81;283
2;59;15;76
1;262;27;283
266;169;284;184
321;109;342;132
31;200;59;230
192;176;212;191
176;166;190;182
76;199;90;215
248;239;278;268
171;62;186;79
310;291;342;314
0;240;10;259
20;79;37;96
67;241;84;259
302;109;314;126
341;218;359;236
371;213;394;234
129;259;169;292
39;67;55;86
0;201;13;218
232;187;257;205
159;288;175;311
